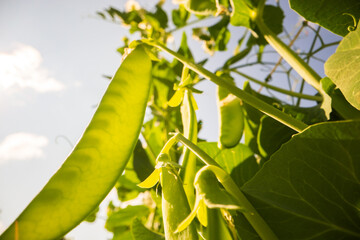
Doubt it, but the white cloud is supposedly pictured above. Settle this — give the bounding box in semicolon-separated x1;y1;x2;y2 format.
0;44;64;92
0;221;4;234
0;132;48;165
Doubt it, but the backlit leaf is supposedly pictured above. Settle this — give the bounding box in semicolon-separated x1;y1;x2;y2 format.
290;0;360;36
325;26;360;110
242;120;360;239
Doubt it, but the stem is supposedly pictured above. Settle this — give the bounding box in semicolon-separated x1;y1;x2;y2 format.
265;21;306;84
232;70;322;101
162;133;279;239
255;0;322;92
175;133;221;167
143;40;308;132
296;26;320;106
168;17;212;33
159;135;178;155
201;166;278;240
180;74;198;207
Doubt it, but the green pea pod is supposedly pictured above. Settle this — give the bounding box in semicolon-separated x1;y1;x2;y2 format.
217;76;244;149
0;46;152;240
160;154;198;240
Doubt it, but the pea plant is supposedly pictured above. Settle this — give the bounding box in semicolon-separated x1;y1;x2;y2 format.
2;0;360;239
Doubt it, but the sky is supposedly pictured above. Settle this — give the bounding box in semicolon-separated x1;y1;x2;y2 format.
0;0;341;239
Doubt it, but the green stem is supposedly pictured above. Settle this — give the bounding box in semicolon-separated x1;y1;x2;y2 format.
168;17;212;33
296;26;320;106
143;40;308;132
159;135;178;155
255;0;322;92
180;69;198;208
174;134;278;240
175;133;221;167
232;70;322;101
201;166;278;240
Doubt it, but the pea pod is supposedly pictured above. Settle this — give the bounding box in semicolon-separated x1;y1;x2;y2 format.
217;75;244;149
160;154;199;240
0;46;152;240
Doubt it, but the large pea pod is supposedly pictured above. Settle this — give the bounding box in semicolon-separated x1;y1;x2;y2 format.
160;154;198;240
0;46;152;240
217;74;244;149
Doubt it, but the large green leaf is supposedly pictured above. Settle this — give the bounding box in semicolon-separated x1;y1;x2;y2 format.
242;120;360;239
325;26;360;110
0;46;152;240
289;0;360;36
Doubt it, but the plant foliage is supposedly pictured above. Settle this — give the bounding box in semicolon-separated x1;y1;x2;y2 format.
2;0;360;239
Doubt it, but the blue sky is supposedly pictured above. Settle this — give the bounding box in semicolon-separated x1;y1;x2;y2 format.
0;0;341;239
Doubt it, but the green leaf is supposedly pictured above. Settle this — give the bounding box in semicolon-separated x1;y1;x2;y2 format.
256;104;327;159
242;81;281;154
131;218;165;240
0;46;152;240
113;227;134;240
257;115;296;159
172;32;194;76
242;120;360;239
325;26;360;110
229;0;253;28
289;0;360;36
172;5;190;28
185;0;217;15
116;175;143;201
143;119;165;157
192;16;231;54
106;205;150;232
133;140;155;182
197;142;261;187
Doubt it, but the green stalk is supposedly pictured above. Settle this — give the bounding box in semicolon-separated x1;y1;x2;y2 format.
180;68;198;208
232;70;322;101
255;0;322;92
142;40;308;132
174;133;278;240
254;0;360;119
175;133;220;167
201;166;278;240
